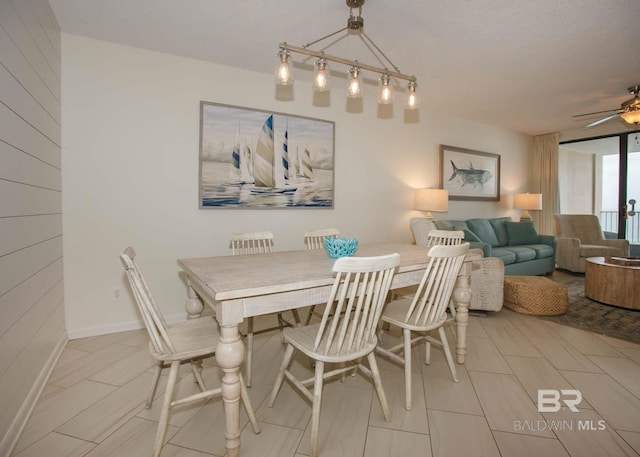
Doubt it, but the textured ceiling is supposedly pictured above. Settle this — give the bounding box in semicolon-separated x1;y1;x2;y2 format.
49;0;640;136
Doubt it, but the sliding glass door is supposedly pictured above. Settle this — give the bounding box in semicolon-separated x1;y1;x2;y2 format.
625;134;640;244
559;132;640;248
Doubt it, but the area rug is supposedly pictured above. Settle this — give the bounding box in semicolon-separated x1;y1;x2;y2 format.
539;274;640;344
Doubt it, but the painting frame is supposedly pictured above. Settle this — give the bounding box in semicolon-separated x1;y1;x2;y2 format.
199;101;335;209
439;145;500;201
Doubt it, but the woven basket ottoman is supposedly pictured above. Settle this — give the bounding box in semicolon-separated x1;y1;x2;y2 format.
503;276;568;315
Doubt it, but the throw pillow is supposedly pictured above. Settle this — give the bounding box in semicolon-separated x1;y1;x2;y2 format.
505;221;540;245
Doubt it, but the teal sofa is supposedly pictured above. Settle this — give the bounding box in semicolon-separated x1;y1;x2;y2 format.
434;217;557;276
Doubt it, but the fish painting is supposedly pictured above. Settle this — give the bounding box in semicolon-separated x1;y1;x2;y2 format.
449;160;493;189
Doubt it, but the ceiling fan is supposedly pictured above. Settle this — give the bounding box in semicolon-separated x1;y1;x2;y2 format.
573;84;640;128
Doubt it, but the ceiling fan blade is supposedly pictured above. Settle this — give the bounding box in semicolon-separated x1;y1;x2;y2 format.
573;108;622;118
585;113;620;128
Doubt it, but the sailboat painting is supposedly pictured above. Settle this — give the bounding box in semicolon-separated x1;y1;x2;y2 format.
199;102;334;208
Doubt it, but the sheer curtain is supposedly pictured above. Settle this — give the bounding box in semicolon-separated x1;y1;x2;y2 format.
532;133;559;235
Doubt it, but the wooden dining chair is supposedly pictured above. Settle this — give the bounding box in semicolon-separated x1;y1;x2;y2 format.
393;229;463;314
426;229;464;318
303;228;340;324
230;231;301;387
376;243;469;410
268;253;399;457
120;247;260;457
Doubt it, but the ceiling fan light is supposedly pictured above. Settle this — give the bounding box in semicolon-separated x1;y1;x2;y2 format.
621;107;640;124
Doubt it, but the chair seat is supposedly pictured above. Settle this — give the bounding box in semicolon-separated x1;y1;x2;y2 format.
381;297;447;332
283;323;377;363
150;316;220;362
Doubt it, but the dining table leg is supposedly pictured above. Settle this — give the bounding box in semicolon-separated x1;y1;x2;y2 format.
215;324;244;457
183;285;245;457
184;280;204;318
452;265;473;364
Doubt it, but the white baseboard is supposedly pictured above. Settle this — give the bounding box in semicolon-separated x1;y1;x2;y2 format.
66;312;189;339
0;332;68;457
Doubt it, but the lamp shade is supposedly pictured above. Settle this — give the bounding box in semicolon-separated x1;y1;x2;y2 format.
513;193;542;221
513;193;542;210
415;188;448;219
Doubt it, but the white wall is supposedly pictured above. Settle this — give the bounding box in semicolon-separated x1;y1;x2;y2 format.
62;34;532;337
0;0;65;453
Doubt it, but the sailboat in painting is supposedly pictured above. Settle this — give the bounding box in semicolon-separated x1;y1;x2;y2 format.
228;126;254;185
251;115;297;194
299;146;314;181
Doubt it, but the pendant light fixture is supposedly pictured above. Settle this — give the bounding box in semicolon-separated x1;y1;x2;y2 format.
313;58;330;92
275;0;418;110
347;66;363;98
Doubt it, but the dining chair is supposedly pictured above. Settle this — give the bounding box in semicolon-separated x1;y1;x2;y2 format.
376;243;469;410
268;253;399;457
303;228;340;324
426;229;464;318
393;229;463;316
230;231;301;387
120;247;260;457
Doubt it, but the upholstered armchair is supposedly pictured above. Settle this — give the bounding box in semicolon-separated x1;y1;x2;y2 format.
553;214;629;273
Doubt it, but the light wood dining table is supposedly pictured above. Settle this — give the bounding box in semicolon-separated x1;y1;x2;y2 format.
177;242;481;457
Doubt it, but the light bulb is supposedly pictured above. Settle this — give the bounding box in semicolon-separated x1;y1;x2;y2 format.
275;48;293;86
378;74;394;104
406;80;420;110
313;58;330;92
347;66;362;98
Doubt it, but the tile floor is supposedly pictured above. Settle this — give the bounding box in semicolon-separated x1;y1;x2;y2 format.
12;279;640;457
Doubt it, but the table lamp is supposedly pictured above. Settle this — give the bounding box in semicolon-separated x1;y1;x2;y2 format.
414;188;448;220
513;193;542;221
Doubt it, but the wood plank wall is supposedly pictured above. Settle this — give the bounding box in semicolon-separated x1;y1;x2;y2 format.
0;0;65;451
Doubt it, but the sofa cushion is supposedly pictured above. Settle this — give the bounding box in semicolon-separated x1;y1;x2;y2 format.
467;219;501;247
501;246;537;262
491;248;517;265
435;220;468;230
453;226;482;243
505;221;540;245
529;244;555;259
490;217;512;246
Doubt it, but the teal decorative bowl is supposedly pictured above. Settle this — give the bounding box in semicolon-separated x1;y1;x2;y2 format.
324;237;358;258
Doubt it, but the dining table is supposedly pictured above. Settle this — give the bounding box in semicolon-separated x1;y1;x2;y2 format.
177;242;481;457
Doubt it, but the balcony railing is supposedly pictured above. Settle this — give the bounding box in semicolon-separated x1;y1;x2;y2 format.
600;211;640;244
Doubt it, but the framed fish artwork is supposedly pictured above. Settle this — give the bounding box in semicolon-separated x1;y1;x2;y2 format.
439;145;500;201
199;102;335;208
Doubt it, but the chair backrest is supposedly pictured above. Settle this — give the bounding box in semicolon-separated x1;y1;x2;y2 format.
314;253;400;356
426;229;464;247
553;214;604;244
405;243;469;327
304;228;340;250
120;247;176;355
230;231;274;255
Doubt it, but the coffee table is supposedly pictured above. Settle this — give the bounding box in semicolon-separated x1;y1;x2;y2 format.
585;256;640;310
